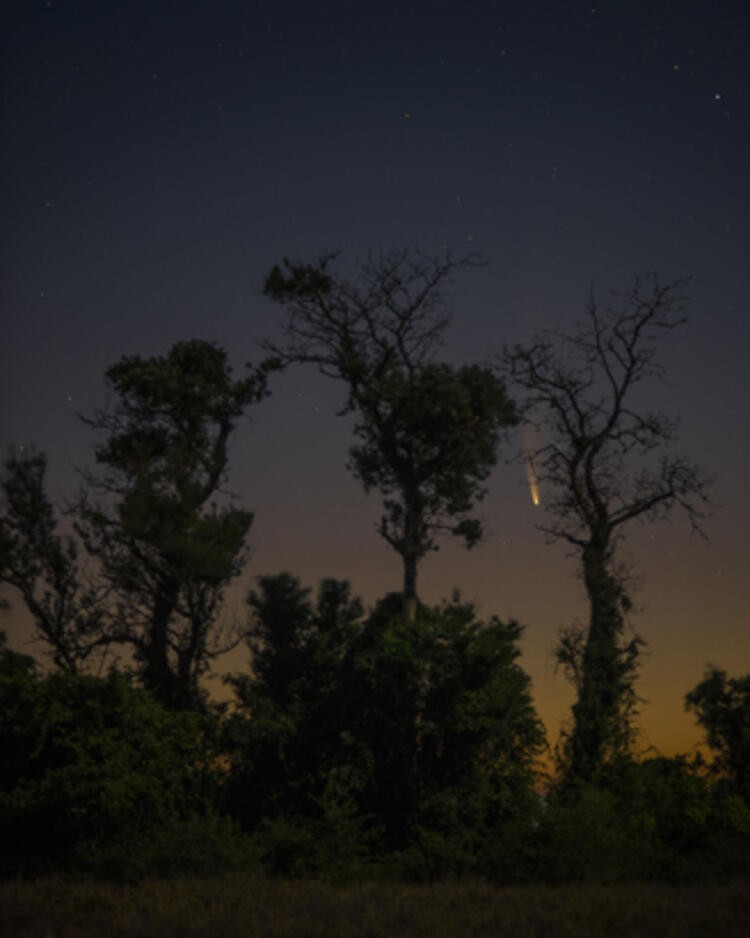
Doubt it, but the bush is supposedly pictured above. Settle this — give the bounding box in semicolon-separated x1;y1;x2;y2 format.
224;579;546;880
0;647;231;878
80;813;262;882
533;757;750;883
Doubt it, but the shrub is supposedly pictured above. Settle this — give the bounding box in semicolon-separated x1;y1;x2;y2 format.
0;647;230;878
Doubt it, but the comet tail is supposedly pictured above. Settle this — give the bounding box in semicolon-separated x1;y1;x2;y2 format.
524;455;540;506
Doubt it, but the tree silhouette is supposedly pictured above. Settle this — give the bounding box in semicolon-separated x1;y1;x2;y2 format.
504;274;711;781
686;667;750;802
0;449;104;671
264;249;517;615
75;340;271;709
224;573;366;830
224;574;545;865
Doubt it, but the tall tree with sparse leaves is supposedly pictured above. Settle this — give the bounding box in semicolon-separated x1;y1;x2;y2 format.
75;340;272;709
264;249;517;615
504;274;711;781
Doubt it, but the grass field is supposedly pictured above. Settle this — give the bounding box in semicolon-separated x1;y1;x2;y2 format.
1;876;749;938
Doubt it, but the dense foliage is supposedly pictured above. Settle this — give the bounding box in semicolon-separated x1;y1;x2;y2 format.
2;602;748;883
223;578;545;879
0;634;252;879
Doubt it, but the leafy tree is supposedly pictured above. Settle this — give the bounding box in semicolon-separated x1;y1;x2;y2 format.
224;575;545;877
349;363;518;613
0;449;104;670
263;250;517;615
686;668;750;802
350;595;545;860
224;574;366;831
504;274;711;781
75;340;272;709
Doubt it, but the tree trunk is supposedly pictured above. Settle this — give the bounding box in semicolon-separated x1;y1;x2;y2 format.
401;501;421;620
566;535;628;781
142;581;179;707
402;551;418;621
176;615;204;711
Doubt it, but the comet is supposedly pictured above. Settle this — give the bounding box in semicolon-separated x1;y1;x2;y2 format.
524;454;540;506
521;422;542;505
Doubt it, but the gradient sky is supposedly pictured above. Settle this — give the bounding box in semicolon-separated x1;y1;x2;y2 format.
2;0;748;757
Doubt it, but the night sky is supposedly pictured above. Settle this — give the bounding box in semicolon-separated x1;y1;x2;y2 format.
2;0;748;756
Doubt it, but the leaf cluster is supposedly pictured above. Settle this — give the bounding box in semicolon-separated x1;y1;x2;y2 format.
350;362;517;557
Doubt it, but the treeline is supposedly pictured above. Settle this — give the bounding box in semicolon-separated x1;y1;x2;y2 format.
1;605;748;883
1;250;748;882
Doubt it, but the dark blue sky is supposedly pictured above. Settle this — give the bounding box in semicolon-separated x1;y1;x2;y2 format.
2;0;748;752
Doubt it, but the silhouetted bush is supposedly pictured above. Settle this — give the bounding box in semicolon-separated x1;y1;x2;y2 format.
0;644;245;879
687;668;750;804
223;578;545;880
533;756;750;882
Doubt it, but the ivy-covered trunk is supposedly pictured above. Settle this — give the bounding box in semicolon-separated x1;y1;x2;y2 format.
566;535;629;781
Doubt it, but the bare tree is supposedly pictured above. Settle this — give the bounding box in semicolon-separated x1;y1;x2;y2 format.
264;249;517;616
504;273;711;781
